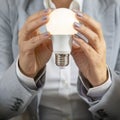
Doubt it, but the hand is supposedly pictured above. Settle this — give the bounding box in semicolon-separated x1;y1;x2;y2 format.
18;9;52;78
72;12;108;87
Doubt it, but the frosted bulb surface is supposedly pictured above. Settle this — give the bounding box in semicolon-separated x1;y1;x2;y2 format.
46;8;78;35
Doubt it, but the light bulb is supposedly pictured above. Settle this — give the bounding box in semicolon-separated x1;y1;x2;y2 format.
46;8;78;67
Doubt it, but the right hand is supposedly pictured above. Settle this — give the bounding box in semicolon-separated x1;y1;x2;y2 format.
18;9;52;78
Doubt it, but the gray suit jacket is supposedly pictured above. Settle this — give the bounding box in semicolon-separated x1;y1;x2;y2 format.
0;0;120;120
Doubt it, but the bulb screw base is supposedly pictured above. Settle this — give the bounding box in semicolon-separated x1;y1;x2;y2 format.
55;54;69;67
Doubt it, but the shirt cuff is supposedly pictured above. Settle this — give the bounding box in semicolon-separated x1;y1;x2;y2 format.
16;57;45;89
79;67;112;100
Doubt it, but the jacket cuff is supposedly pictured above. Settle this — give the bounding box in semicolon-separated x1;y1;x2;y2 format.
78;66;112;101
16;56;45;90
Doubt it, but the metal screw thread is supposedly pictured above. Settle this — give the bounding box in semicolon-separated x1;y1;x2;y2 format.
55;54;69;67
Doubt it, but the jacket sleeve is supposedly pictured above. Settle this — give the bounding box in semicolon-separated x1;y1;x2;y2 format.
77;3;120;120
0;0;43;119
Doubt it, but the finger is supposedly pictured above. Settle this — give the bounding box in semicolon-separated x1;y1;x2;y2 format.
22;32;52;52
27;9;51;23
72;37;81;49
74;22;100;51
46;39;53;52
21;16;49;39
27;28;40;39
72;35;97;61
71;44;83;55
75;11;103;39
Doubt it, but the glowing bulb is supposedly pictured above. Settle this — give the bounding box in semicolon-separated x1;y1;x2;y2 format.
46;8;78;67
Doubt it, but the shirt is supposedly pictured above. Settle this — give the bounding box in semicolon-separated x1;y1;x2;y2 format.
16;0;112;109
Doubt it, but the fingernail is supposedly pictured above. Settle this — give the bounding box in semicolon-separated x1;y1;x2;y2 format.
72;9;83;17
41;16;47;21
74;34;80;38
72;9;78;13
74;22;81;28
77;12;83;17
74;33;88;43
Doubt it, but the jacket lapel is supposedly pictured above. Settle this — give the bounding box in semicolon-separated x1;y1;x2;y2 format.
18;0;45;29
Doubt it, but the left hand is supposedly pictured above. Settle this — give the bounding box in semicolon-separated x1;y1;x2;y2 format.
72;12;108;87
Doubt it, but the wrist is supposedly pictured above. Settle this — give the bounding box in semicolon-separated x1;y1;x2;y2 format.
18;58;36;78
16;56;46;89
34;66;45;82
34;66;46;88
91;67;108;87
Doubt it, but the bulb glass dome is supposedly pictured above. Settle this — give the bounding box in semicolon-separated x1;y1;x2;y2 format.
46;8;78;35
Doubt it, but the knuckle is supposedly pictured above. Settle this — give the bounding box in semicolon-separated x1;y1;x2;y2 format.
85;14;91;22
31;35;41;44
24;25;30;35
38;12;43;17
35;19;41;26
81;25;87;33
85;45;92;54
31;37;37;44
92;34;99;41
87;45;91;52
20;21;30;36
96;22;101;29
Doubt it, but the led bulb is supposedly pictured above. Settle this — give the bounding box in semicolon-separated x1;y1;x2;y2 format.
46;8;78;35
46;8;78;67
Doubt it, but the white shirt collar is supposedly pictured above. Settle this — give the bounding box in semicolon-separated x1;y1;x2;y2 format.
44;0;83;11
